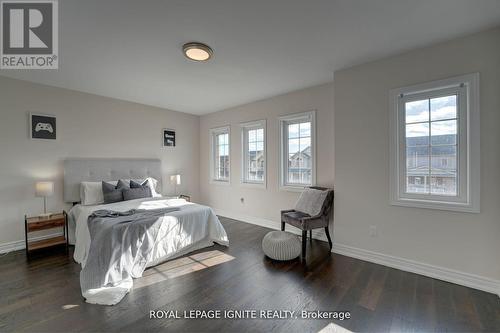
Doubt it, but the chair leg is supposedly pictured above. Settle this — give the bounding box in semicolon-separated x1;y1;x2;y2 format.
281;221;285;231
302;230;307;261
325;226;332;250
309;230;312;242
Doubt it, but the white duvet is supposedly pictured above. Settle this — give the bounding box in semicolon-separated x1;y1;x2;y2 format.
69;197;229;269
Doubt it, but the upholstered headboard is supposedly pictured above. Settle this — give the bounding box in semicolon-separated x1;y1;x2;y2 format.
63;158;162;203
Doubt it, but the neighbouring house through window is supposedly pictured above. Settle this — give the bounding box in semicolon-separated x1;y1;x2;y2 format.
241;120;266;186
279;111;316;189
210;126;230;183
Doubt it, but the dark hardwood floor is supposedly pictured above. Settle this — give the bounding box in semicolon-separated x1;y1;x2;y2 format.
0;217;499;332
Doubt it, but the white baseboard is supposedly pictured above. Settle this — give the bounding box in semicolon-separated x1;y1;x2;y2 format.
0;239;25;254
215;208;500;297
333;243;500;297
0;232;63;254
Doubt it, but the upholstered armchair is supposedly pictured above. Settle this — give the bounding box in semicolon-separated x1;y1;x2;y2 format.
280;186;334;260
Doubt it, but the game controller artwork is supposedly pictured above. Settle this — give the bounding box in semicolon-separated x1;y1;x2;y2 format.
35;123;54;133
31;114;56;140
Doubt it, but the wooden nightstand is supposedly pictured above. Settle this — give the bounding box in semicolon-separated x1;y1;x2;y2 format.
24;212;68;259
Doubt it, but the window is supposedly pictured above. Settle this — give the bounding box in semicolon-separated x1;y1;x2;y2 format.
389;73;480;212
210;126;230;183
279;111;316;189
241;120;266;186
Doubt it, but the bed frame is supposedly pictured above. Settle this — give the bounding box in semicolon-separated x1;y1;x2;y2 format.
63;158;162;203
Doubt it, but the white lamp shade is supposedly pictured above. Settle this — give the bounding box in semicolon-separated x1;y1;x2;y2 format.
170;174;181;185
35;181;54;197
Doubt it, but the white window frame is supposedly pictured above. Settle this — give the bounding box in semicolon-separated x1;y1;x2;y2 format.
389;73;480;212
240;119;267;188
209;125;231;185
279;110;317;191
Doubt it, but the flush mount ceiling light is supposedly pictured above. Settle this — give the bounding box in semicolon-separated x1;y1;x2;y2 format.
182;42;213;62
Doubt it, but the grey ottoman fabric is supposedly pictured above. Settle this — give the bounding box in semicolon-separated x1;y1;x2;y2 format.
262;231;301;261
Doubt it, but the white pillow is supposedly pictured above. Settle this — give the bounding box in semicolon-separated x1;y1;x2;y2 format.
146;177;162;197
80;182;103;205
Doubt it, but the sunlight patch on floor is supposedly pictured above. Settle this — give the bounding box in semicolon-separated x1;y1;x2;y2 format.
318;323;353;333
134;250;234;289
61;304;79;310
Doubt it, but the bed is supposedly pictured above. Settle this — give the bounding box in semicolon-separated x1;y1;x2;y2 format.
64;158;229;305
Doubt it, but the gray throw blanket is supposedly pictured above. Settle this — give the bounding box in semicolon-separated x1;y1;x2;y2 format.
80;207;180;305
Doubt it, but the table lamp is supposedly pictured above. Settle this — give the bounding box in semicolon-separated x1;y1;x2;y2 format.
35;181;54;217
170;174;181;196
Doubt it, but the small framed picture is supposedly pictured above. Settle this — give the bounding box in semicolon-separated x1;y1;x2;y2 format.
30;113;56;140
163;129;176;147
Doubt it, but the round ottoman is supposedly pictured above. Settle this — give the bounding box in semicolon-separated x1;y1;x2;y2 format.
262;231;301;261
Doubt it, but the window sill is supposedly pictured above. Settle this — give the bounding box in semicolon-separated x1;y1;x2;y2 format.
390;198;479;213
209;180;231;186
279;184;309;193
240;181;266;189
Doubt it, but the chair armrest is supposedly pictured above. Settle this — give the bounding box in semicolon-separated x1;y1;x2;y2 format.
280;209;295;215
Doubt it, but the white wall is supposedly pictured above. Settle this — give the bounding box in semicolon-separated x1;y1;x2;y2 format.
334;28;500;284
0;76;200;247
199;83;334;232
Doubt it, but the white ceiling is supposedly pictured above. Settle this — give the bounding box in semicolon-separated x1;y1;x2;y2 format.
2;0;500;115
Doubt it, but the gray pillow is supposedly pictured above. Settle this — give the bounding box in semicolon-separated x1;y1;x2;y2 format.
130;179;150;189
102;179;129;204
294;188;328;217
123;187;152;201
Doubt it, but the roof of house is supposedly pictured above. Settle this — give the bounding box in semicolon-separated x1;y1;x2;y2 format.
407;134;456;155
290;146;311;160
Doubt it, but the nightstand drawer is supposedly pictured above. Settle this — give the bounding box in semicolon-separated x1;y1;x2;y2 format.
27;217;65;232
28;236;66;251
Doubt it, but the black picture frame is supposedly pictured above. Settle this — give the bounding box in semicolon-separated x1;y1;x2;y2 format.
30;113;56;140
163;129;176;147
